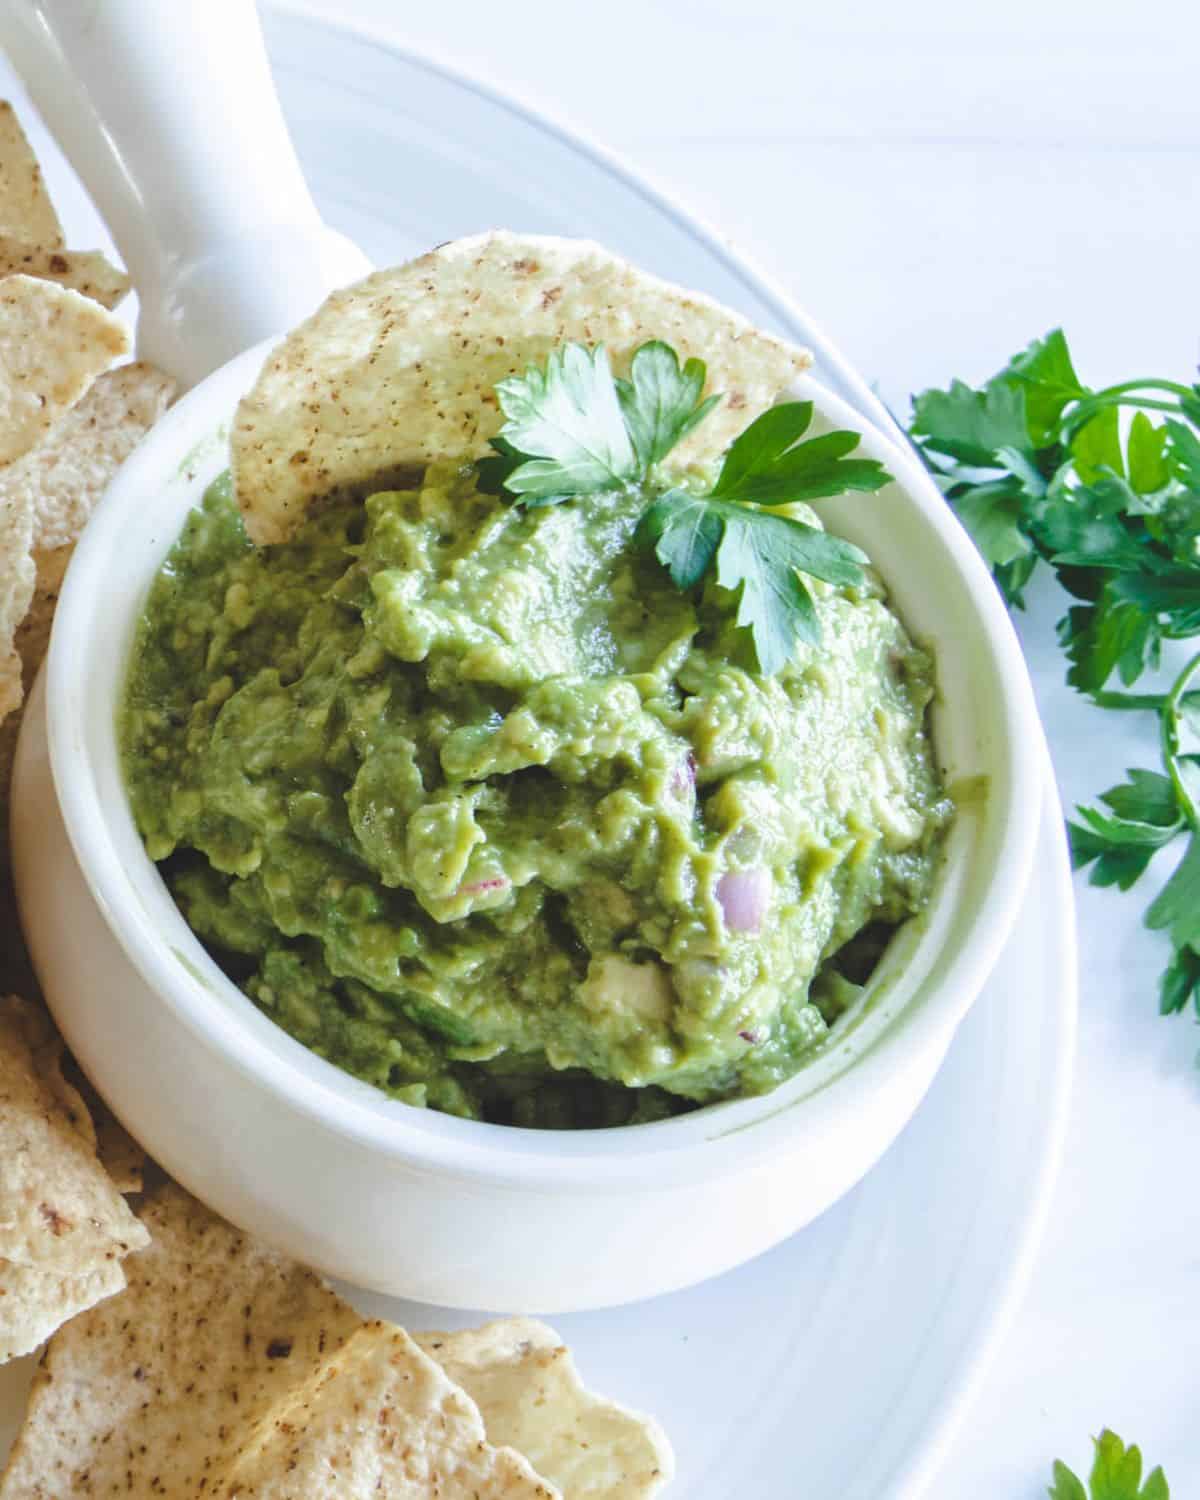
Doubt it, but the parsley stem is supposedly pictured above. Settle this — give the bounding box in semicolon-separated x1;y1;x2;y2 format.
1062;392;1182;439
1091;690;1168;711
1161;651;1200;831
1091;377;1195;402
1108;397;1181;413
1092;688;1200;714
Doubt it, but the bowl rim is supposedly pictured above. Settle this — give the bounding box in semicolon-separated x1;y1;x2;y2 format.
45;335;1043;1192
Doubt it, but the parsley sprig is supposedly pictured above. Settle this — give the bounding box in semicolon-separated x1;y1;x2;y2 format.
907;330;1200;1030
1050;1429;1169;1500
477;341;891;674
1065;656;1200;979
908;329;1200;686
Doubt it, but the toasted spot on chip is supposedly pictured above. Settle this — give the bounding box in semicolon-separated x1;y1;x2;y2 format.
418;1318;674;1499
206;1320;561;1499
0;275;129;468
0;238;128;310
0;104;62;248
232;231;812;544
0;1182;362;1495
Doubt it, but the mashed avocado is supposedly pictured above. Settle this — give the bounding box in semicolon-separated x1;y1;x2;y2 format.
121;465;948;1127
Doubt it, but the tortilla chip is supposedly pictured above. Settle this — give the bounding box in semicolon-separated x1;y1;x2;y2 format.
0;961;111;1185
0;1009;133;1360
5;997;93;1150
0;360;173;993
418;1319;673;1500
21;1025;145;1193
0;1255;124;1365
0;481;33;724
0;518;44;990
0;238;128;310
0;713;30;995
0;275;129;468
90;1113;145;1195
0;1182;363;1497
56;1057;146;1194
0;105;61;248
206;1321;560;1499
7;545;64;708
233;231;812;543
0;998;145;1367
0;995;147;1276
27;1034;96;1154
0;356;160;730
0;361;175;558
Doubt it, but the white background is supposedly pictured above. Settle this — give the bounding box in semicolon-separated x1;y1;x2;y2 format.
315;1;1200;1492
9;0;1199;1492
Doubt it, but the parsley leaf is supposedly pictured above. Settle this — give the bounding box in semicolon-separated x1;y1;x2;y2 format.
1001;327;1087;445
488;343;638;504
1071;406;1126;484
1160;944;1200;1016
1145;831;1200;951
1166;417;1200;488
1050;1430;1170;1500
1060;596;1162;694
636;490;722;591
614;341;720;471
1050;1462;1091;1500
480;344;890;675
712;401;891;504
1098;767;1180;824
646;400;879;672
717;514;820;670
1036;500;1149;572
908;376;1044;606
638;489;867;675
953;484;1034;569
1068;790;1181;890
909;378;1031;467
1111;569;1200;638
1127;412;1170;493
715;509;866;674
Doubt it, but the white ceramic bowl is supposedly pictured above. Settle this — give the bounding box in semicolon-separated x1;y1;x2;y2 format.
13;345;1042;1312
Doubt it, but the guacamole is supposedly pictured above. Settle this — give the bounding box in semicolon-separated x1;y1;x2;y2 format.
121;466;948;1127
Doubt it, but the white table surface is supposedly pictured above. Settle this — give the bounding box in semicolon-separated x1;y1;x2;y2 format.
11;0;1200;1491
319;3;1200;1492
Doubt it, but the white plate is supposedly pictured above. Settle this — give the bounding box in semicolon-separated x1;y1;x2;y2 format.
0;8;1076;1494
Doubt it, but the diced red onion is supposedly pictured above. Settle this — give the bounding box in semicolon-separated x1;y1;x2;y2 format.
669;752;698;801
458;877;508;896
717;868;769;934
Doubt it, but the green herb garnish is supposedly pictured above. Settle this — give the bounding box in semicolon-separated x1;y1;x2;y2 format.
478;344;639;503
478;340;892;674
908;330;1200;1030
1049;1429;1170;1500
